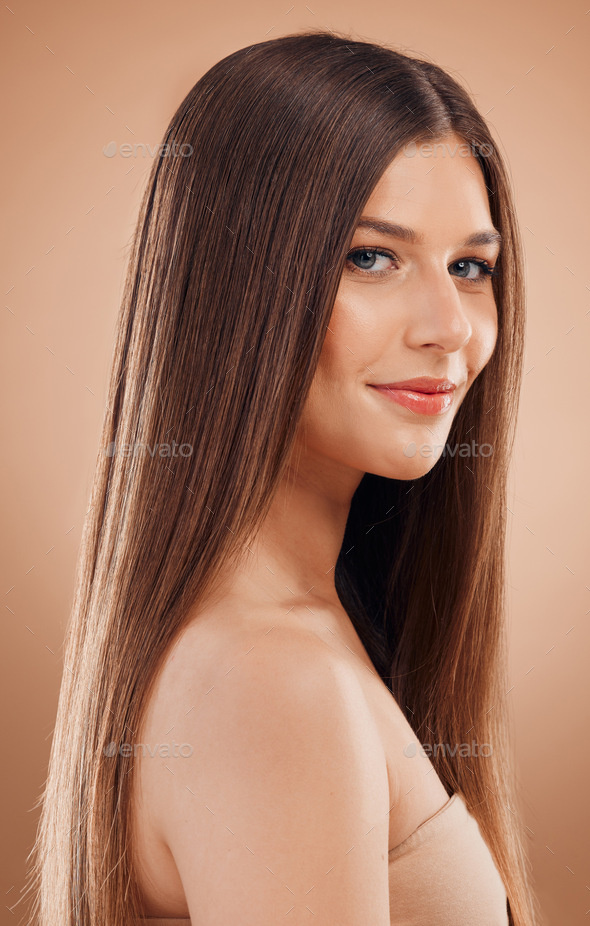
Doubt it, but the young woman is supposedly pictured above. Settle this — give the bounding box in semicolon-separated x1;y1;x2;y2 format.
26;29;540;926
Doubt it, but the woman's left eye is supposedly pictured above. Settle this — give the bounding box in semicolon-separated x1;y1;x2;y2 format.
450;258;496;283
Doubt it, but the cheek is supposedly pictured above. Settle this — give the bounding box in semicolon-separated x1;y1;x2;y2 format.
296;303;368;450
322;293;383;375
469;302;498;377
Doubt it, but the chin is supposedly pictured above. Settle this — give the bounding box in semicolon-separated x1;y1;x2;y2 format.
373;448;445;481
397;460;441;480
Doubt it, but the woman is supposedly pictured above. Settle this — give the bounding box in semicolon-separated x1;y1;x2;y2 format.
26;28;540;926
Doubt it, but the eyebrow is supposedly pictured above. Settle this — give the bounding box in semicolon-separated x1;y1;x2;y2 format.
356;216;502;249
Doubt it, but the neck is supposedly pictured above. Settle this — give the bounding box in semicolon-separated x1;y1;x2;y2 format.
228;449;364;615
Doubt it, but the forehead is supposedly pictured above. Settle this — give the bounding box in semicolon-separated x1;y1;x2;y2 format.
363;136;494;240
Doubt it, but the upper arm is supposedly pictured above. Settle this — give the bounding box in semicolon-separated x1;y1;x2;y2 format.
154;627;391;925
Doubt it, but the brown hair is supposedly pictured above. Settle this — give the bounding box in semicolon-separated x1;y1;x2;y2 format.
22;28;539;926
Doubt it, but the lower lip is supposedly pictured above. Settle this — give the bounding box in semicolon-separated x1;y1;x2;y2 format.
369;385;454;415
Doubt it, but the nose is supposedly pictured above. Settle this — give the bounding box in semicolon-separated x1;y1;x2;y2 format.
404;264;473;353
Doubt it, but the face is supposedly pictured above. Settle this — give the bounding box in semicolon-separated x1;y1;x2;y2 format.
298;133;500;481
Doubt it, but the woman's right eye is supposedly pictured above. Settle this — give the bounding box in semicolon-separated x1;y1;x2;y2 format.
345;247;398;277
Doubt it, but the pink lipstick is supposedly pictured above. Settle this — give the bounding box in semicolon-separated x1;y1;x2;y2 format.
368;377;457;416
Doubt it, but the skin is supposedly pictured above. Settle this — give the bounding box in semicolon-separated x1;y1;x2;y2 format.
229;130;499;619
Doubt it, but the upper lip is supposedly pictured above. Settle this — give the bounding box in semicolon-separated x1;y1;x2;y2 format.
370;377;458;394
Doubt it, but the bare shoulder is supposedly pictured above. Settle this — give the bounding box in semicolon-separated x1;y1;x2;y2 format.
140;606;391;925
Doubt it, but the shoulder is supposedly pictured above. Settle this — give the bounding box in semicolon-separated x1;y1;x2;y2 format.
152;602;376;726
148;608;388;784
141;610;391;924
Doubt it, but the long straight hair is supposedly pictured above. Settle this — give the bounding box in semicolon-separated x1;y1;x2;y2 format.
22;28;540;926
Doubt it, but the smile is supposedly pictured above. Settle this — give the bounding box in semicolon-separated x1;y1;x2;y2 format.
368;378;457;416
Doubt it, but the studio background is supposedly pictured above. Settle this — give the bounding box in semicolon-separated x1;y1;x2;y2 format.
1;1;588;924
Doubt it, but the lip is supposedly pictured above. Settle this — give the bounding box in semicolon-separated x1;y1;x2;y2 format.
373;377;457;393
368;377;458;416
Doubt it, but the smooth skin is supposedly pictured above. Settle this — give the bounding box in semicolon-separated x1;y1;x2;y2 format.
131;132;500;924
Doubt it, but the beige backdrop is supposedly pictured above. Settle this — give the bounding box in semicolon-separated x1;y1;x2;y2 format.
2;1;589;924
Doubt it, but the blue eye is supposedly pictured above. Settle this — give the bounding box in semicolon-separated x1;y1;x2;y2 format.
450;258;498;282
346;248;396;275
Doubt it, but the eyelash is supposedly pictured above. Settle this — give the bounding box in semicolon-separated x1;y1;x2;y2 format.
345;247;499;285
